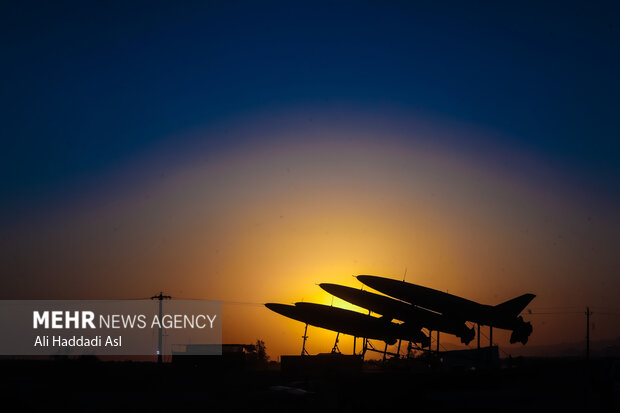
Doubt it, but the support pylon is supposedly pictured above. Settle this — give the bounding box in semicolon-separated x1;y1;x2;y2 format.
301;323;309;356
332;332;341;353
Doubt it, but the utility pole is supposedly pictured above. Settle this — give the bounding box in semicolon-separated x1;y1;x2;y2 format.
151;292;171;364
586;306;592;360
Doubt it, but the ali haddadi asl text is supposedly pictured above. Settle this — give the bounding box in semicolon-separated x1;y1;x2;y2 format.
34;335;121;347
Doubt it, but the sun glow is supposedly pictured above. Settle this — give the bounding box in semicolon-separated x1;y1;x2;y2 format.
4;113;618;359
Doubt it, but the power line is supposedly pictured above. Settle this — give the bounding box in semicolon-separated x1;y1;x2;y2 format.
166;297;264;306
590;306;620;311
527;311;581;315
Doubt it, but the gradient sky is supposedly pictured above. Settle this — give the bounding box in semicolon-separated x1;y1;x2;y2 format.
1;1;619;359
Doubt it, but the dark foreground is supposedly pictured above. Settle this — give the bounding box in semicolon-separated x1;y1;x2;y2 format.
1;357;618;412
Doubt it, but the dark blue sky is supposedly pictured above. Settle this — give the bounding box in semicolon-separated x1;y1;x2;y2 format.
2;1;619;213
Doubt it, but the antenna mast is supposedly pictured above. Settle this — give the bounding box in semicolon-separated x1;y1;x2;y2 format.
151;292;171;364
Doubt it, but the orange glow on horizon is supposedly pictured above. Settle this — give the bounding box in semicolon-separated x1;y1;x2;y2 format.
3;114;618;360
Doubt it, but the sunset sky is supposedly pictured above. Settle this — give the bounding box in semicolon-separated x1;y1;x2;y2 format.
1;1;619;359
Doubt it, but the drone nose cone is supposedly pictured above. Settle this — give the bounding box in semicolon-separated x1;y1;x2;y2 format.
265;303;286;312
356;275;378;286
319;283;340;294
